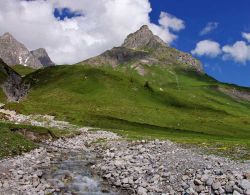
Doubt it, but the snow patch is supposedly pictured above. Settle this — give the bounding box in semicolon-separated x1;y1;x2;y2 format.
19;56;23;65
24;56;30;67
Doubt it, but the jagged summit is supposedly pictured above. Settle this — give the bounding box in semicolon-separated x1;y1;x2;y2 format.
122;25;166;49
31;48;55;67
1;32;15;40
0;32;54;68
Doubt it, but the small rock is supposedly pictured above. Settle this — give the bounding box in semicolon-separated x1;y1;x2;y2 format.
182;175;189;181
138;187;147;195
246;189;250;195
233;185;243;194
35;171;43;178
212;182;221;190
17;170;24;175
122;178;129;184
181;182;189;190
214;170;223;176
225;185;233;193
233;190;241;195
201;175;209;182
244;172;250;180
206;178;213;186
194;179;203;185
3;181;9;188
239;179;250;190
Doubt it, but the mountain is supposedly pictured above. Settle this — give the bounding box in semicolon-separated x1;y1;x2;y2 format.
0;59;29;101
31;48;55;67
2;26;250;156
0;33;54;68
83;25;203;73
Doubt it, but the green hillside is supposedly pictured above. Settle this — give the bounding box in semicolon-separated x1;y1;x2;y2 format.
5;64;250;158
12;65;36;76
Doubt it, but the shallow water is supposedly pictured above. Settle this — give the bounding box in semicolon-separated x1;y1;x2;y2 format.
43;150;118;195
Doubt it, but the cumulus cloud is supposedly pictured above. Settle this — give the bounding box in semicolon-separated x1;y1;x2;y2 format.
151;12;185;44
222;41;250;63
0;0;185;64
242;32;250;42
200;22;219;36
191;40;221;57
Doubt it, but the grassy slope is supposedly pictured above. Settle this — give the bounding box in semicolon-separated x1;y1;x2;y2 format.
12;65;36;76
0;122;35;158
5;64;250;158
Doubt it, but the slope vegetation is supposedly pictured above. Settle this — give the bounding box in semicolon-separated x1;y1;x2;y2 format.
5;64;250;158
3;26;250;158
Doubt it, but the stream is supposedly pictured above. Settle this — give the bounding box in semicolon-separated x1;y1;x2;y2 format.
42;148;119;195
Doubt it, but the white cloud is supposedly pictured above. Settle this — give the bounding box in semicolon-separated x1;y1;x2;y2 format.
222;41;250;63
159;12;185;32
200;22;219;36
151;12;185;44
191;40;221;57
242;32;250;42
0;0;185;64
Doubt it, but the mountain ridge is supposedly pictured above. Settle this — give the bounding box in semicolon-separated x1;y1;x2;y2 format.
0;33;54;69
82;25;203;73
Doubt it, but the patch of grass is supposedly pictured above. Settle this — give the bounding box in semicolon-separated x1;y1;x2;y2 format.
0;122;36;158
0;121;79;159
12;65;36;76
5;64;250;159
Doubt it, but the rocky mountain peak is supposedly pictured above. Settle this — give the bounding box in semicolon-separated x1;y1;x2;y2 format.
0;32;55;69
1;32;15;40
31;48;55;67
122;25;166;49
0;32;43;69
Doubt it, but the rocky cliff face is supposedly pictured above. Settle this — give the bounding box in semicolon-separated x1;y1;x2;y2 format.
31;48;55;67
0;33;54;69
0;59;29;101
83;25;203;73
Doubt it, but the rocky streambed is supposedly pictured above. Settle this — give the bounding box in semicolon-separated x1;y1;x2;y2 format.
0;128;122;195
93;140;250;195
0;109;250;195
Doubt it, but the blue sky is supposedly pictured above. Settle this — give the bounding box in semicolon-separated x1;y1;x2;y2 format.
149;0;250;87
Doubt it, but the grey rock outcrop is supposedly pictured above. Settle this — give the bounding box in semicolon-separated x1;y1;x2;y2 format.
0;59;29;101
84;47;149;67
218;87;250;102
31;48;55;67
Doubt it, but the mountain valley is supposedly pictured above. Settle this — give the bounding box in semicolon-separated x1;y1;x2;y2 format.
0;26;250;195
